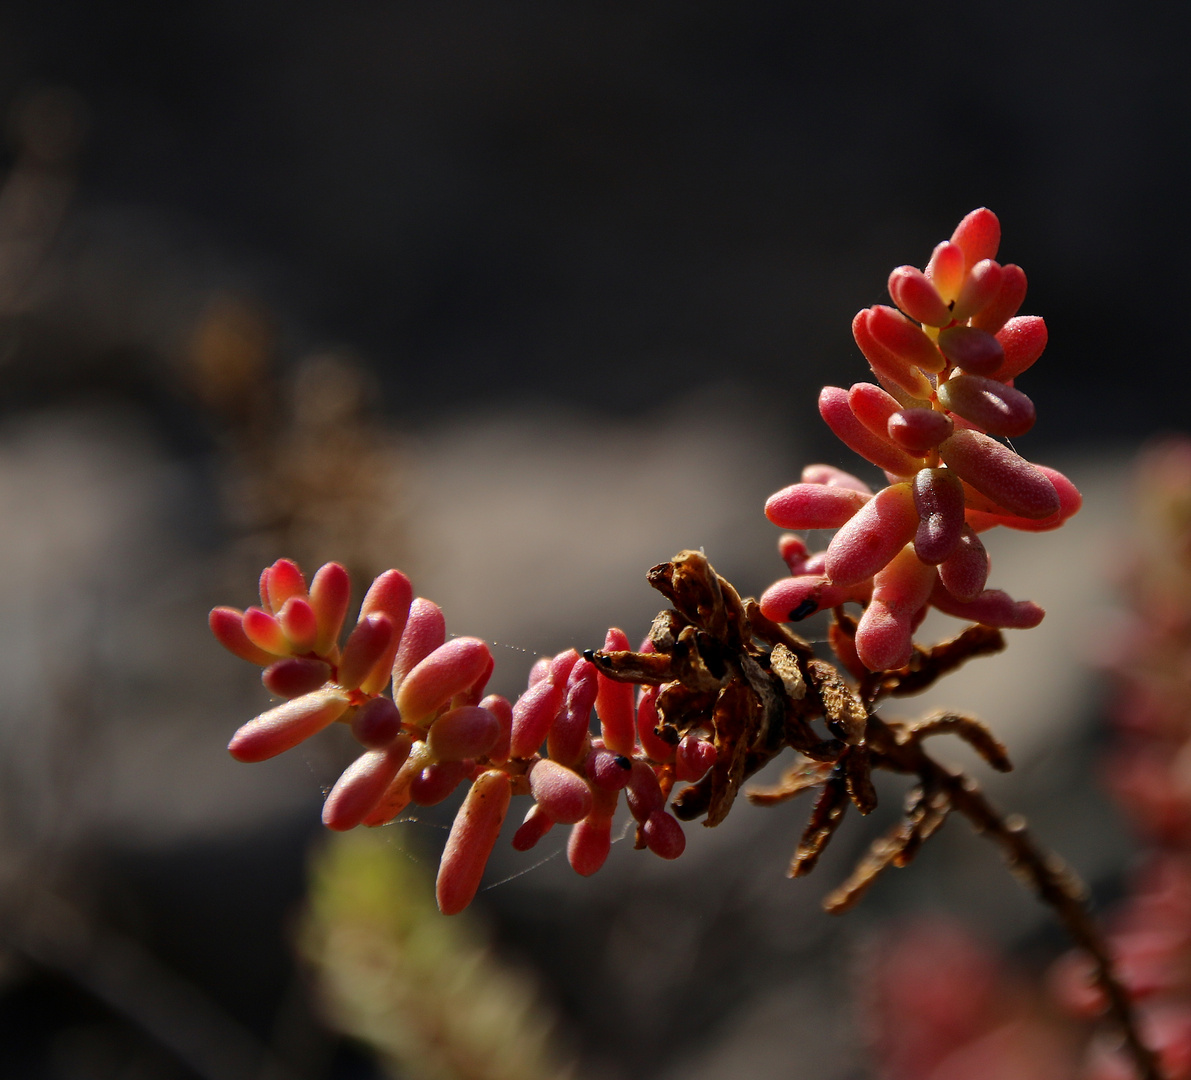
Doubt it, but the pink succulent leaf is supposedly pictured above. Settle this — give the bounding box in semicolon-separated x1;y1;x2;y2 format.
936;326;1005;376
642;810;686;859
567;814;613;877
912;467;966;565
636;685;675;762
866;305;947;374
595;628;636;756
800;463;873;493
929;579;1045;628
759;574;867;623
309;562;351;654
436;769;512;914
937;375;1036;438
337;614;395;692
971;264;1027;334
854;545;935;671
950;258;1003;324
938;430;1059;520
262;657;332;699
825;482;920;587
992;316;1047;381
819;385;925;477
262;558;307;613
395;637;494;728
512;803;555;851
357;570;414;694
548;658;599;767
925;240;966;303
391;598;447;691
350;695;403;749
228;687;351;763
937;526;990;601
950;207;1001;271
277;596;319;653
852;310;935;399
887;407;954;456
888;264;952;327
210;606;276;667
427;705;501;761
322;736;413;831
529;758;594;824
765;482;871;530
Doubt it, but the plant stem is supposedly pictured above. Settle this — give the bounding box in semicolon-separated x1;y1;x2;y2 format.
866;716;1163;1080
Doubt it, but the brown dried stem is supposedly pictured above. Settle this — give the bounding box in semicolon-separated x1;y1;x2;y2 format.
595;550;1162;1079
864;715;1163;1080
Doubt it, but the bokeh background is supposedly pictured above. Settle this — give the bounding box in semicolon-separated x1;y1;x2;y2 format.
0;2;1186;1077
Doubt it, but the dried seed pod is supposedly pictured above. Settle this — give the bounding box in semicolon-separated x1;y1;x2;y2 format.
436;769;512;914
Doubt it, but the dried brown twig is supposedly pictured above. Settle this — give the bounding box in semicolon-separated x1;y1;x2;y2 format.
591;549;1163;1080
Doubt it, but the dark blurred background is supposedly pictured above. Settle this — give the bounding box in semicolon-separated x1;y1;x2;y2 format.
0;2;1183;1078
